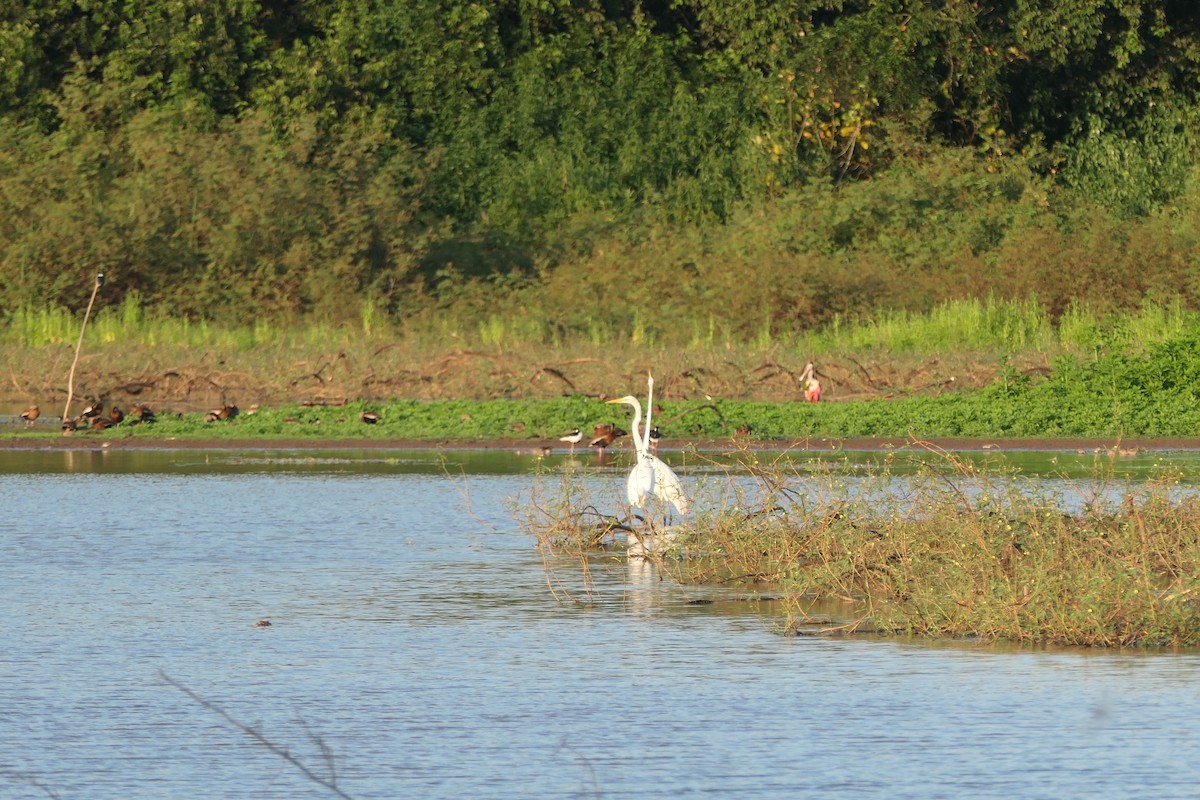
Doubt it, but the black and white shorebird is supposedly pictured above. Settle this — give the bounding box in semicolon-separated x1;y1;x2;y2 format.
558;427;583;454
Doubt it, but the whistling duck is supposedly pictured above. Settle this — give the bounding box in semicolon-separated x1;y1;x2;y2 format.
19;405;39;425
588;422;627;452
129;404;156;424
360;411;380;424
80;399;103;418
108;406;125;424
205;404;239;422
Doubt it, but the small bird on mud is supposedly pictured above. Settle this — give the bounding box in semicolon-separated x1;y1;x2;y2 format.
19;405;39;426
588;422;627;453
360;410;380;424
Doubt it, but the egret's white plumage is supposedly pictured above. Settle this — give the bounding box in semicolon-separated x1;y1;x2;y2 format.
606;374;691;516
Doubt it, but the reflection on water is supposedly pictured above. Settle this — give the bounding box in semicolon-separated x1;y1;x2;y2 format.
3;449;1200;799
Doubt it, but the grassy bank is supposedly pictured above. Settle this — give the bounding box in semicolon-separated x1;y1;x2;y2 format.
524;445;1200;648
5;296;1200;433
8;313;1200;442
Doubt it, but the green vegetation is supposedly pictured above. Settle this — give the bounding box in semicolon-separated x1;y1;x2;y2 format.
524;446;1200;648
5;2;1200;343
6;296;1200;441
4;315;1200;441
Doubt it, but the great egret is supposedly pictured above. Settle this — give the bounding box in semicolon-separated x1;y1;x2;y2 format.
801;361;821;403
606;375;691;516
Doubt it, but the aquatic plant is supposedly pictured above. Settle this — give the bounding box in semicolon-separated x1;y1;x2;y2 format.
528;441;1200;648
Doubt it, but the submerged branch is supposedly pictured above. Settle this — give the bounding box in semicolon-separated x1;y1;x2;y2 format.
158;671;355;800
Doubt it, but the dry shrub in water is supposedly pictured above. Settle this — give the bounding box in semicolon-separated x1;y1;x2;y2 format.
527;441;1200;647
514;462;633;605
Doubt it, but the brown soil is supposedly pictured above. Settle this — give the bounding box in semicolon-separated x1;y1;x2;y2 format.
1;347;1050;412
4;434;1199;452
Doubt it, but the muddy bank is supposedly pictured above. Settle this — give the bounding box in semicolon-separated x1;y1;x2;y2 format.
2;434;1198;452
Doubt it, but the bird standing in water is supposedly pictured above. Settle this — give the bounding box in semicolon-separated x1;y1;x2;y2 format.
558;428;583;454
588;423;626;453
606;374;690;517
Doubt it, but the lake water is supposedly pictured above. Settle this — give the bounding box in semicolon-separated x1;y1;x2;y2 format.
3;447;1200;799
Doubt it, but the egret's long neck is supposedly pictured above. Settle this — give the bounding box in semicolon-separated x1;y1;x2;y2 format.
629;399;645;456
643;376;655;452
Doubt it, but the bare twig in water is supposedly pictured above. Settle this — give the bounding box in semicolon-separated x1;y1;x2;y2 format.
158;671;354;800
556;737;603;799
0;769;61;799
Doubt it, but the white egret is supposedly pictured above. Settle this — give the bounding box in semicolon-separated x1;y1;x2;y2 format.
606;374;691;516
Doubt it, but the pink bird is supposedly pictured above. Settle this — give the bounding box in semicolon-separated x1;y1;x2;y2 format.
801;362;822;403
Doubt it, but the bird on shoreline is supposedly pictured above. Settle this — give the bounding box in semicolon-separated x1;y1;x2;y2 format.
108;406;125;425
801;362;822;403
360;410;380;424
80;399;103;419
205;404;239;422
19;405;39;426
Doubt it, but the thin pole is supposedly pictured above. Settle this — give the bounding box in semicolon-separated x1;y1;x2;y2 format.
62;273;105;423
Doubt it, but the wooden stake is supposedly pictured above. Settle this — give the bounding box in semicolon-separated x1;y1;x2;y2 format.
62;273;105;423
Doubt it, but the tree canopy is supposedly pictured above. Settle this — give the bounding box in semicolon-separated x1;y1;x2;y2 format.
3;1;1200;329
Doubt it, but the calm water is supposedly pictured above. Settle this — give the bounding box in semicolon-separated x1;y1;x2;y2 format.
3;447;1200;799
